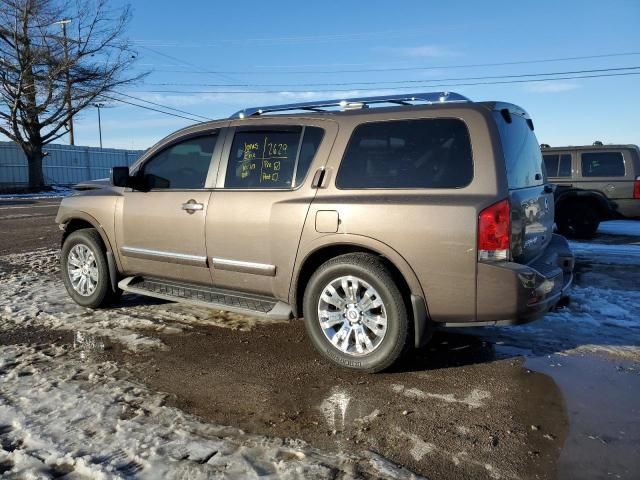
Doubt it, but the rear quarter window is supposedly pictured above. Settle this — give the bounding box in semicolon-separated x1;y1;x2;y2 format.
581;151;625;177
493;111;544;189
543;153;572;177
336;118;473;189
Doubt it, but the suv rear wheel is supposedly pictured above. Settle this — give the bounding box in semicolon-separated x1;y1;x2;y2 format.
557;202;600;238
61;228;119;308
303;253;409;373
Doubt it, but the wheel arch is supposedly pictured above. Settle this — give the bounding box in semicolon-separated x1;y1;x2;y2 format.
291;236;431;348
555;189;613;218
59;212;122;273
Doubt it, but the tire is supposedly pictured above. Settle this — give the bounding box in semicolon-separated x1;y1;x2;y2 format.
557;203;600;238
61;228;119;308
303;253;410;373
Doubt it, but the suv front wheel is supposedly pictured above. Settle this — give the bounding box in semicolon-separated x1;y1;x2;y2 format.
61;228;119;308
303;253;409;373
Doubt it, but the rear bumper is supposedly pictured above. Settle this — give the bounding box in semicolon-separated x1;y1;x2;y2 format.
444;234;574;327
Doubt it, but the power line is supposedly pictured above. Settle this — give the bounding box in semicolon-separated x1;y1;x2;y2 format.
60;83;208;123
141;65;640;88
138;45;240;83
96;92;204;122
145;51;640;76
110;90;213;121
131;70;640;95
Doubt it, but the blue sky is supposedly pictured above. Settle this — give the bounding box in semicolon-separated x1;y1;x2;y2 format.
64;0;640;149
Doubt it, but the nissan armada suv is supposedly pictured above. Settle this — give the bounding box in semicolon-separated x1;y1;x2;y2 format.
542;143;640;238
56;92;574;372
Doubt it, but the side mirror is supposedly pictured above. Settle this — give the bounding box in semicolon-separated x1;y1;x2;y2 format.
111;166;131;187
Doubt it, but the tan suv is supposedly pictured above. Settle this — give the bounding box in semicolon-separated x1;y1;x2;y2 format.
56;92;574;372
542;144;640;238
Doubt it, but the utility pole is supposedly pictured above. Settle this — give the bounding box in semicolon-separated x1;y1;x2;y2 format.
55;19;74;145
94;103;104;148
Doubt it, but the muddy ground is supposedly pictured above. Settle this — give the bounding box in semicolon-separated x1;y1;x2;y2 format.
1;197;639;479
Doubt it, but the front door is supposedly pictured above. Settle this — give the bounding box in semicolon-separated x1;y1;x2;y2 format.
116;132;221;285
205;119;338;299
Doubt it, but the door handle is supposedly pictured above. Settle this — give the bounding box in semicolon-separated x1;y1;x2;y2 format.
311;168;326;188
182;199;204;214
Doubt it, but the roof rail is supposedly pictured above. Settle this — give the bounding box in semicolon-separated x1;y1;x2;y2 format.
230;91;471;119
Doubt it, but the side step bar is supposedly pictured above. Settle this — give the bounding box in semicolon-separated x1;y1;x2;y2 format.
118;276;293;321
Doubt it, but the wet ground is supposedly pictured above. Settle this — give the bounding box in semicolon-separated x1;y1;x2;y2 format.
1;199;639;479
0;198;62;254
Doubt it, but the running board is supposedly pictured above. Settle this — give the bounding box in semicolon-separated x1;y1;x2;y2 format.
118;276;293;321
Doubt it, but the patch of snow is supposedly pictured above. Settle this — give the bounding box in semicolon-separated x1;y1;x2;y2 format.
0;344;420;479
0;185;74;199
390;384;491;409
473;284;640;360
569;241;640;265
597;220;640;237
0;249;288;352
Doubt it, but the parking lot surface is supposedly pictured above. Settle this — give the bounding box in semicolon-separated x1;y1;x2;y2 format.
1;198;639;479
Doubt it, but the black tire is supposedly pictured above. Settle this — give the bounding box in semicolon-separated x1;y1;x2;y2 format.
61;228;119;308
557;203;600;238
303;253;410;373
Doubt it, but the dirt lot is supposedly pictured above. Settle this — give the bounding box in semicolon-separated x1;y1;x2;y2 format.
1;197;639;479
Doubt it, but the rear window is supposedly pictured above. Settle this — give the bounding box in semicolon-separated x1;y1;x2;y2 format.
493;112;544;189
543;153;572;177
581;152;625;177
336;118;473;189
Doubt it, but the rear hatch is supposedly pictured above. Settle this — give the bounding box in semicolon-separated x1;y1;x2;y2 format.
492;108;554;264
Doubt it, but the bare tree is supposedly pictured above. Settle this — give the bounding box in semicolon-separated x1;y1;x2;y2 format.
0;0;143;188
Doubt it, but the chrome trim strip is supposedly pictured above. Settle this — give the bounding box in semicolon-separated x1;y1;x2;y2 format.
211;257;276;276
120;246;208;267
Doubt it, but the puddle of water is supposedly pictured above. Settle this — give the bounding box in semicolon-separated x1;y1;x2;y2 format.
526;354;640;479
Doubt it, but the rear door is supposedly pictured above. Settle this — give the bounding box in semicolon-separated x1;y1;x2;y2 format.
493;111;554;264
205;118;338;299
578;149;633;201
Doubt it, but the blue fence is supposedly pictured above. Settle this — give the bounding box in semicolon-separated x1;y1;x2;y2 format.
0;141;144;190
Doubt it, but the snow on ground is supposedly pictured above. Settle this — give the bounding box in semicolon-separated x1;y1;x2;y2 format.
568;241;640;264
472;222;640;360
0;250;421;479
0;186;74;200
1;230;639;362
1;223;639;478
597;219;640;237
473;284;640;360
0;250;288;352
0;344;419;479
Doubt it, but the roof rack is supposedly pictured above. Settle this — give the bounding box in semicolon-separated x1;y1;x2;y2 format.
230;91;470;119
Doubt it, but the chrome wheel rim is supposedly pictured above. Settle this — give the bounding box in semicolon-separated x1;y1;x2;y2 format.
317;275;387;357
67;244;99;297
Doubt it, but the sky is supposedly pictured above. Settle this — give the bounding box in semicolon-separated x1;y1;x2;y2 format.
23;0;640;149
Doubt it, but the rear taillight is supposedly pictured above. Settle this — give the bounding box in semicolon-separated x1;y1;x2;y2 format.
478;199;511;261
634;176;640;199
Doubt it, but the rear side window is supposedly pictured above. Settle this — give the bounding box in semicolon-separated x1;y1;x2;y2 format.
558;154;572;176
225;127;323;189
295;127;325;187
141;135;217;189
493;112;544;189
336;118;473;189
543;155;559;176
581;152;625;177
543;153;572;177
